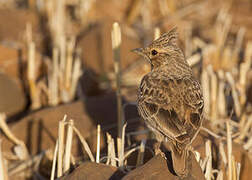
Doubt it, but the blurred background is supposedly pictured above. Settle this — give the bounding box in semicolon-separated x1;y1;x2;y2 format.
0;0;251;179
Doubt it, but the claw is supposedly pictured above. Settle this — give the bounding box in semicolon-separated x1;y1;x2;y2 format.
155;148;167;160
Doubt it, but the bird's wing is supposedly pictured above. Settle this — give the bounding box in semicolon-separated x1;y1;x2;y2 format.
182;77;204;129
138;75;203;143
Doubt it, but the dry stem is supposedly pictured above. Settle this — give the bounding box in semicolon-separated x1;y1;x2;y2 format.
63;120;73;173
226;121;233;180
111;22;123;138
0;140;8;180
0;113;29;160
136;139;146;167
50;140;58;180
72;126;95;162
96;124;101;163
57;115;66;177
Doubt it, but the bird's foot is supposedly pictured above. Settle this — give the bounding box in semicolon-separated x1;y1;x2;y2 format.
155;148;167;160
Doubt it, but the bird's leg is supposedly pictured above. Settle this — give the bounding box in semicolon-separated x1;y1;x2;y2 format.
154;141;166;159
154;141;161;155
153;131;167;159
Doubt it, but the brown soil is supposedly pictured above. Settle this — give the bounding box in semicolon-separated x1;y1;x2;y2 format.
0;73;26;116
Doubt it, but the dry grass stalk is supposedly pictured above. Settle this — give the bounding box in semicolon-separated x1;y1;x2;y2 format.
217;70;227;118
201;67;210;116
207;66;218;120
219;141;227;166
200;156;208;172
185;24;192;58
65;38;75;91
96;124;101;163
205;140;212;180
239;63;249;107
49;47;59;106
213;9;232;69
0;140;8;180
51;0;65;49
28;41;40;109
13;145;29;161
59;36;66;75
124;144;155;163
117;124;127;167
50;140;58;180
70;53;82;99
194;151;201;163
239;41;252;106
226;72;241;117
236;162;241;180
244;41;252;64
158;0;169;16
193;37;207;49
160;0;206;23
111;22;123;138
238;114;247;134
201;127;221;139
9;151;45;176
61;38;75;103
226;121;233;180
136;139;146;167
117;137;122;166
154;27;160;40
72;126;94;162
188;44;214;67
124;146;141;161
78;0;94;25
106;133;112;165
232;27;246;63
0;113;29;160
63;120;74;173
187;53;201;67
57;115;66;177
222;47;233;70
26;23;32;44
216;170;223;180
126;0;143;25
238;115;252;141
141;0;151;30
118;123;127;167
215;8;231;49
231;156;237;180
110;136;116;166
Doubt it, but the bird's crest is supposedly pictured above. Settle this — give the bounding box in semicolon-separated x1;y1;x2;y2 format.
151;27;178;48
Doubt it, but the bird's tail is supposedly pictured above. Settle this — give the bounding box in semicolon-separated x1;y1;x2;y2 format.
170;142;189;177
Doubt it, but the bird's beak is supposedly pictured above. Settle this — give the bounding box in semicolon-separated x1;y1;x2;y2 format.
131;47;150;62
131;47;145;55
131;48;151;64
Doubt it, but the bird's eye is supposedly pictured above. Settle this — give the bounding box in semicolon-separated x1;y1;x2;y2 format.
151;49;158;56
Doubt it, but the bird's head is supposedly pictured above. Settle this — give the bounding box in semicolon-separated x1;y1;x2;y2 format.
132;27;184;69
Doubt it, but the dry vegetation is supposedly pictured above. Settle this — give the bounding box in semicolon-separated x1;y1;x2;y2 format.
0;0;251;179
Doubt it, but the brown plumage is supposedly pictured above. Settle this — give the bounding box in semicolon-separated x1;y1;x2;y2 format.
133;27;204;177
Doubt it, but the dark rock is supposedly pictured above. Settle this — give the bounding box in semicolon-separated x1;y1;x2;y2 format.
60;162;124;180
1;101;101;158
122;152;205;180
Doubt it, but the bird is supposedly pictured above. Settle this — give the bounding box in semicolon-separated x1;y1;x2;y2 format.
132;27;204;177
